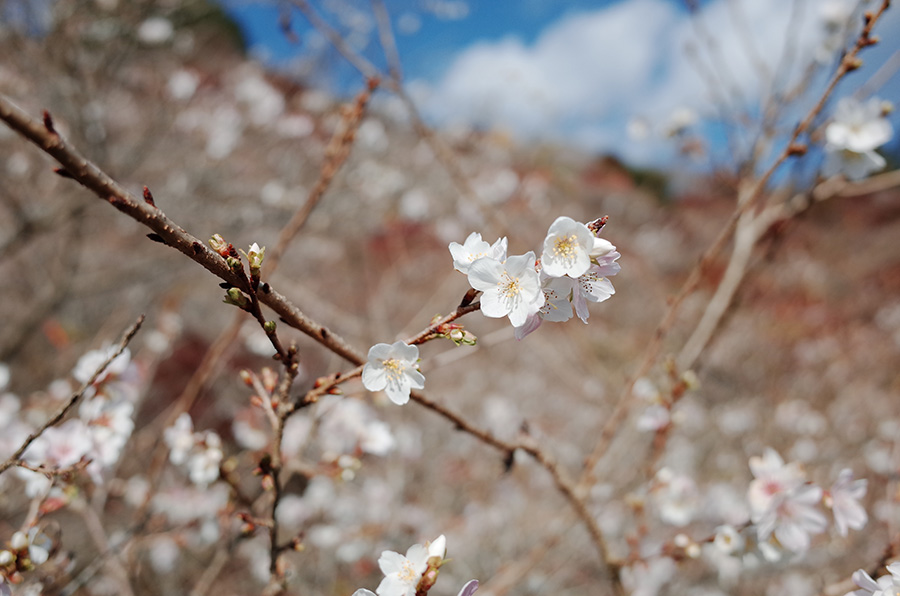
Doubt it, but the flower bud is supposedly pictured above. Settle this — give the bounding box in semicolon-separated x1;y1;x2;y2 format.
209;234;229;256
224;288;249;308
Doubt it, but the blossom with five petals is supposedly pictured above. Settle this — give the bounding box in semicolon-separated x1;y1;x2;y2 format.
540;216;596;278
467;252;544;327
362;341;425;406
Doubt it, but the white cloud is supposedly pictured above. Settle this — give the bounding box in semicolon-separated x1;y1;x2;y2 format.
415;0;898;166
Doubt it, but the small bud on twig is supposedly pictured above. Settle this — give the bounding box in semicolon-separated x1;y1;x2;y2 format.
142;186;156;207
42;110;56;135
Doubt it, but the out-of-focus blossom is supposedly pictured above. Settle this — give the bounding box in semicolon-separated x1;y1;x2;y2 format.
468;252;544;327
448;233;507;274
653;469;698;527
621;557;676;596
167;69;199;101
362;341;425;406
824;97;893;180
755;483;827;554
137;17;174;45
72;346;131;385
164;413;195;465
319;398;395;457
187;432;223;487
826;468;868;536
747;448;805;519
713;525;745;555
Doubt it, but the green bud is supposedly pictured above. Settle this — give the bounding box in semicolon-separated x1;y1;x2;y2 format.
224;288;249;308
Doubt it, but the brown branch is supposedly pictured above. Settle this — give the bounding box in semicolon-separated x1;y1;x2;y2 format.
0;314;144;476
0;92;364;365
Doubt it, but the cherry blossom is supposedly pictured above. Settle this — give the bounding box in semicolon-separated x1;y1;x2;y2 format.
845;562;900;596
823;96;893;180
826;468;867;536
540;216;595;278
468;252;544;327
747;448;805;520
754;483;827;554
376;535;446;596
164;413;196;465
448;233;508;274
362;341;425;406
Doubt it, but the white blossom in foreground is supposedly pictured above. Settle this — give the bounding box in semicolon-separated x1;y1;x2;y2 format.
376;535;446;596
540;216;596;278
448;233;508;274
826;468;868;536
356;579;477;596
164;413;196;465
845;562;900;596
468;252;544;327
826;97;893;153
824;96;893;180
362;341;425;406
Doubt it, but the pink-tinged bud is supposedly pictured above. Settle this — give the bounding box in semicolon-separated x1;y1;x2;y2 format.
209;234;229;256
240;370;253;385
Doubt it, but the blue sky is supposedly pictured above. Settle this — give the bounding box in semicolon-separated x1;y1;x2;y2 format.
219;0;900;169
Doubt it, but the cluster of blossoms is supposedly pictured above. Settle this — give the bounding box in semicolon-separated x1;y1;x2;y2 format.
351;535;477;596
17;346;141;496
824;96;894;180
163;413;224;487
451;216;620;339
713;448;867;564
360;217;620;406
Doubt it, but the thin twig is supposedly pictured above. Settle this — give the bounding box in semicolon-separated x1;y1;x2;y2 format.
0;314;144;475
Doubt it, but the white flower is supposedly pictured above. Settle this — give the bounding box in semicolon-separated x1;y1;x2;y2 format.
826;97;892;153
845;563;900;596
540;217;595;278
824;147;886;181
448;233;508;274
513;273;575;339
824;97;893;180
376;535;446;596
713;525;745;555
164;413;196;465
571;256;620;323
362;342;425;406
468;252;544;327
755;483;827;554
187;432;223;487
747;448;805;520
827;468;867;536
137;16;174;45
653;470;698;527
72;345;131;384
